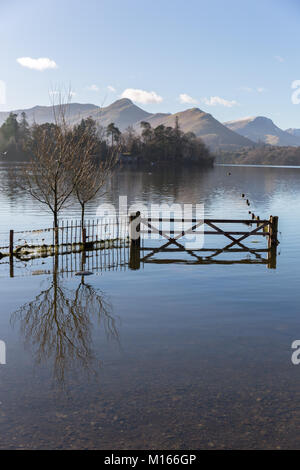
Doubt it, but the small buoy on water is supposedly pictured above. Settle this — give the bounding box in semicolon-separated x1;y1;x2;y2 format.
75;271;93;276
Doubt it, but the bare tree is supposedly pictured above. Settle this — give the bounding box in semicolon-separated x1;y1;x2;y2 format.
16;90;119;245
70;119;119;238
18;92;80;245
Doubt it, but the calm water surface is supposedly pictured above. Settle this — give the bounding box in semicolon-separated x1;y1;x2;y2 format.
0;163;299;449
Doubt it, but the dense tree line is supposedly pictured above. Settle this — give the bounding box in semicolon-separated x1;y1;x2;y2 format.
120;117;214;165
0;113;111;162
0;113;214;166
217;145;300;166
4;110;300;167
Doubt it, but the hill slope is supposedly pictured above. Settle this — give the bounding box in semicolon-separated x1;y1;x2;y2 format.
286;128;300;138
70;98;154;130
0;103;98;126
224;116;300;146
0;99;153;131
135;108;255;151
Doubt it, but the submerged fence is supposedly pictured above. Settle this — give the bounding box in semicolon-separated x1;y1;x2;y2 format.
0;212;279;277
0;216;130;258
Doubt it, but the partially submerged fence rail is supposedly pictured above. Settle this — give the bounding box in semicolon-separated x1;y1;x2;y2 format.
0;216;130;277
0;216;129;256
0;212;279;277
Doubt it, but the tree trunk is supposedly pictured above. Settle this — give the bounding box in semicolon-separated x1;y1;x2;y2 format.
80;202;85;243
54;210;59;246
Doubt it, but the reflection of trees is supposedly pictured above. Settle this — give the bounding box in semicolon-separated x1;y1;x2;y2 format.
11;255;118;387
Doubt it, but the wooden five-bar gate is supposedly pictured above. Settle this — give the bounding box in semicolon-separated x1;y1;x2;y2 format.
128;212;279;270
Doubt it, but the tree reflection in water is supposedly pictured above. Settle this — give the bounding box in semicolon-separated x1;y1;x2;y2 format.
11;254;119;387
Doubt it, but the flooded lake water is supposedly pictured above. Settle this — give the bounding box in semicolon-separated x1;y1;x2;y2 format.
0;163;300;449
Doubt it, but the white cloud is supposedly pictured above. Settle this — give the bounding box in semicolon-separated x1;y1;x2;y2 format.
87;84;99;92
121;88;163;104
275;55;284;63
202;96;239;107
17;57;57;71
257;87;266;93
179;93;198;104
107;85;116;92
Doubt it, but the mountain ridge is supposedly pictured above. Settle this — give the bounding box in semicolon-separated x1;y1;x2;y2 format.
134;107;256;151
0;102;99;126
1;99;300;151
286;128;300;138
224;116;300;146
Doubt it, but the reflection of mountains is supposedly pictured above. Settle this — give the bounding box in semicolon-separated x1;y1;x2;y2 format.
1;164;294;217
11;257;119;387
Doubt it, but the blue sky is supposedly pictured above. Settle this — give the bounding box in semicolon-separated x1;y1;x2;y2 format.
1;0;300;128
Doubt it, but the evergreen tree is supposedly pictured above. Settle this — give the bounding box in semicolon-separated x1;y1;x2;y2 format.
1;112;19;142
106;123;121;147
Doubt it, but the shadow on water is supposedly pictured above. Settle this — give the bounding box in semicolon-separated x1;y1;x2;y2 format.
10;253;119;389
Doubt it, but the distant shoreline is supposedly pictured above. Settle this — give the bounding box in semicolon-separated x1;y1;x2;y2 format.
216;163;300;169
1;160;300;169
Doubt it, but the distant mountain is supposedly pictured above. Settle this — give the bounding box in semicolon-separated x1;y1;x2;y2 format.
70;98;154;130
0;99;153;131
0;100;255;151
224;116;300;147
286;128;300;138
0;103;98;126
135;108;255;151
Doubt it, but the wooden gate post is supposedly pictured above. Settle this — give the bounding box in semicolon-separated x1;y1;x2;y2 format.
9;230;14;257
129;211;141;270
271;216;278;246
129;211;141;248
267;245;277;269
268;215;279;248
267;215;278;269
129;243;141;270
9;230;14;278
